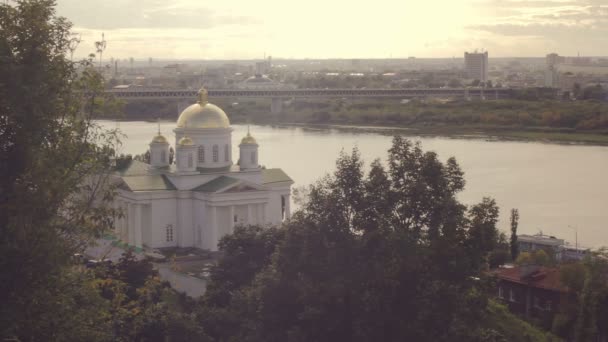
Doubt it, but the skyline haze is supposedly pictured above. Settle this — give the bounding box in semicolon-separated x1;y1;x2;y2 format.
57;0;608;60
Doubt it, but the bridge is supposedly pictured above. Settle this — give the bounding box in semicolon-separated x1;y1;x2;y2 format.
105;87;514;113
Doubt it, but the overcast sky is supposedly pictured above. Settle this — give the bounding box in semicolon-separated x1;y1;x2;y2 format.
56;0;608;60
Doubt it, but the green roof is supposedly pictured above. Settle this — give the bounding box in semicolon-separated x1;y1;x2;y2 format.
262;168;293;185
193;176;240;193
121;175;176;191
115;159;152;176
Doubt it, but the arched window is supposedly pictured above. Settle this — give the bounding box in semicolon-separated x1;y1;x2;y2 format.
198;146;205;163
212;145;219;162
166;224;173;242
188;153;193;168
161;150;166;163
251;151;257;164
224;144;230;162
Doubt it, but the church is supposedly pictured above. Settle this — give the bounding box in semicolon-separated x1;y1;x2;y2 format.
111;89;293;251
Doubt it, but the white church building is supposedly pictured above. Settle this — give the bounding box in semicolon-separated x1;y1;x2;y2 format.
111;89;293;251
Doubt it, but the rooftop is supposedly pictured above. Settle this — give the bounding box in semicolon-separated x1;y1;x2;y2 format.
493;266;568;293
518;234;564;246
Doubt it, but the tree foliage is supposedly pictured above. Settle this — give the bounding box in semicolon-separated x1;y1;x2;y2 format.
0;1;125;340
200;137;510;341
510;208;519;261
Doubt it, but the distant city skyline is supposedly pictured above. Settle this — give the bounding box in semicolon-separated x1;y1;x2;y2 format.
57;0;608;60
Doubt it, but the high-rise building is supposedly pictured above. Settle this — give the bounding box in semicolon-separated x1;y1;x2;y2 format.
464;51;488;82
546;53;565;67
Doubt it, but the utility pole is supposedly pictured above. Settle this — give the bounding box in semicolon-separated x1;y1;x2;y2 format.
68;33;81;62
95;33;107;71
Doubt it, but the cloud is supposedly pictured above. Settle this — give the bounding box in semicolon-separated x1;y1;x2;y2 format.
55;0;258;30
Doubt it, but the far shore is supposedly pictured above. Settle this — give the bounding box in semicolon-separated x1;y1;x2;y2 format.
99;117;608;146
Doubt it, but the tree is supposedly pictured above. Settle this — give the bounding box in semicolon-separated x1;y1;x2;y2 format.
200;137;507;341
581;84;606;101
467;198;500;270
510;208;519;261
447;79;463;88
0;1;120;340
515;250;551;266
572;83;582;99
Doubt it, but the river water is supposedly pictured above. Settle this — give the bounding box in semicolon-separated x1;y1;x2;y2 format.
99;120;608;249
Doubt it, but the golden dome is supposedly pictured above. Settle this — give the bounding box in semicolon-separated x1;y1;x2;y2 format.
178;136;194;146
151;134;168;144
240;132;257;145
176;88;230;129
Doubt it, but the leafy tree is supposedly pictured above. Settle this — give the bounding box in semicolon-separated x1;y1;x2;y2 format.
515;250;551;266
572;83;582;99
0;1;120;340
92;252;209;341
200;137;508;341
447;79;463;88
467;198;500;270
581;84;606;101
510;208;519;260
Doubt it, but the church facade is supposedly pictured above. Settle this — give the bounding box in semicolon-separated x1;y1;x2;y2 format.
112;89;293;251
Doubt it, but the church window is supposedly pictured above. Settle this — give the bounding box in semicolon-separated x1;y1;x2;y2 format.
188;154;193;168
161;150;166;163
166;224;173;242
251;151;257;164
198;146;205;162
281;195;286;220
234;215;238;223
213;145;219;162
224;144;230;162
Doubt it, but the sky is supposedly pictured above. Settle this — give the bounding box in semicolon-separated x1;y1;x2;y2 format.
55;0;608;60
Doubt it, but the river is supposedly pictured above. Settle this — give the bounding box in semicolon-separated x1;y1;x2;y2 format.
98;120;608;249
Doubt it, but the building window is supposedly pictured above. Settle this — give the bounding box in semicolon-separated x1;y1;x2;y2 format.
281;195;286;220
534;296;540;309
546;300;552;311
509;289;516;302
166;224;173;242
213;145;218;162
198;146;205;162
224;144;230;162
188;153;193;168
161;150;166;163
250;151;256;164
498;286;504;299
234;215;238;223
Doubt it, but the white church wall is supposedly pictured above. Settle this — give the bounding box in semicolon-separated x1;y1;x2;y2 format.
193;199;208;249
217;206;232;243
177;194;195;247
149;198;178;248
141;204;152;247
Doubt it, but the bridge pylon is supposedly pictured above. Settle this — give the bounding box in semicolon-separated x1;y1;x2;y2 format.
177;99;190;116
270;97;283;114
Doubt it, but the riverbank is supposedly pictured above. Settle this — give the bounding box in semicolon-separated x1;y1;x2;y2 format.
111;97;608;145
235;120;608;146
